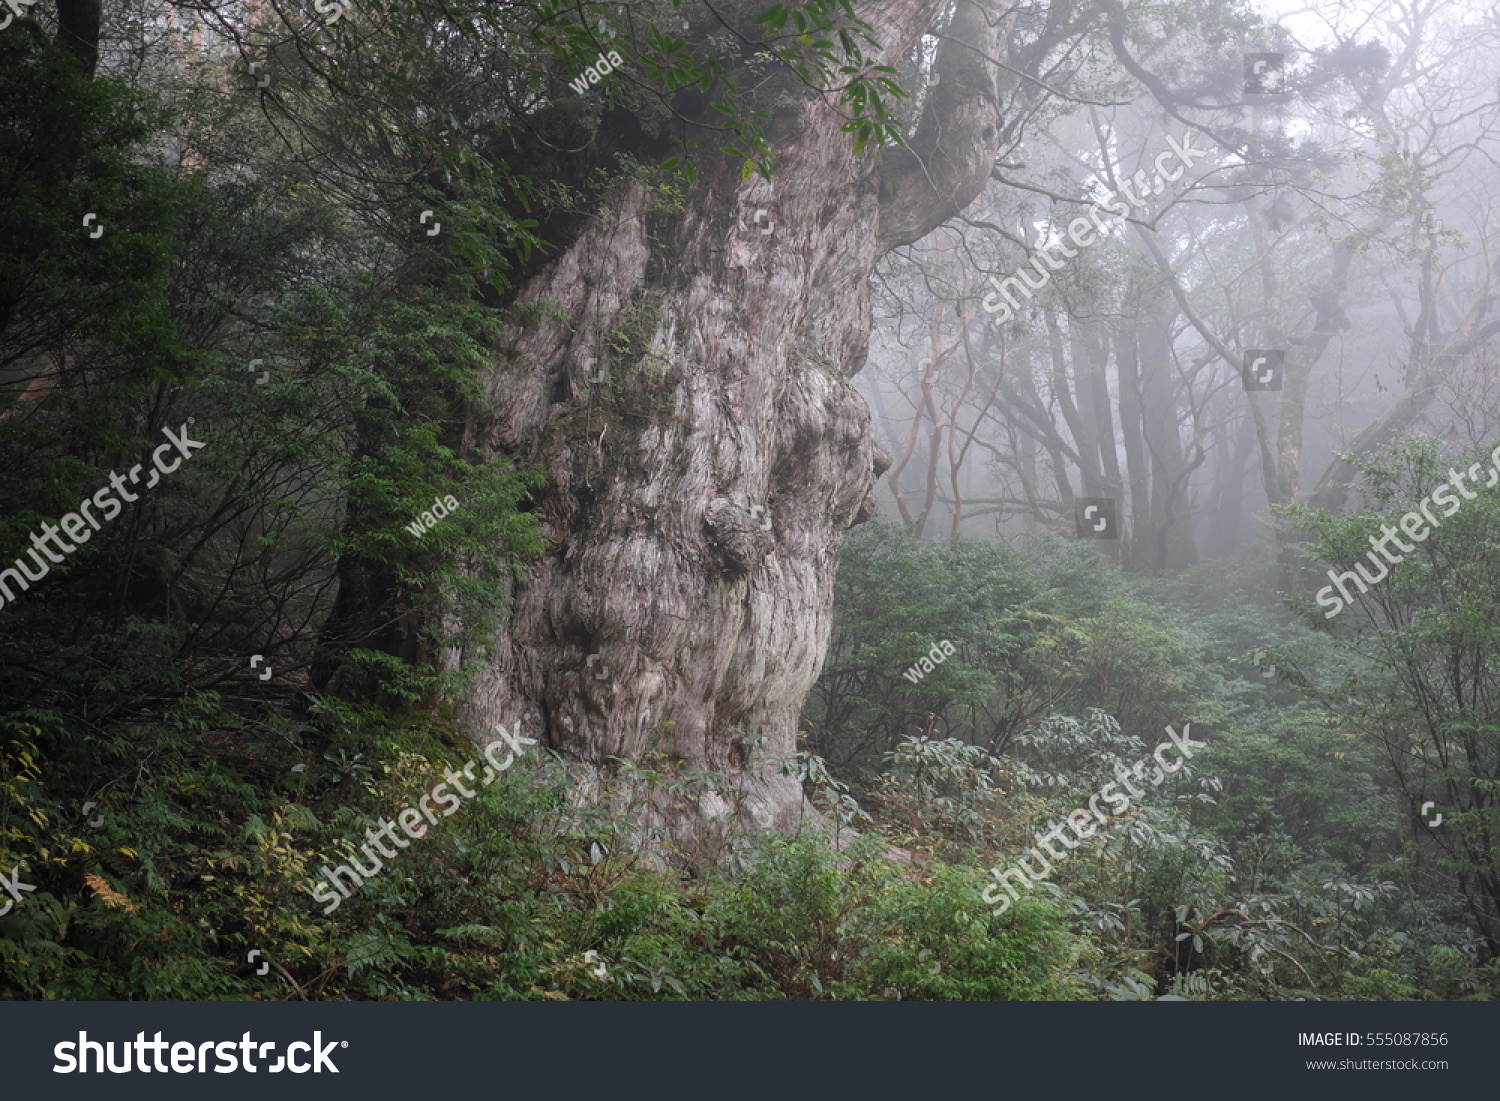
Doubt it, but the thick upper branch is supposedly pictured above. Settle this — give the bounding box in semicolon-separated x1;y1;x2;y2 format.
876;0;1005;253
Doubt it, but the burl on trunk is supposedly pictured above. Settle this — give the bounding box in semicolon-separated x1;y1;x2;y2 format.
453;0;1006;848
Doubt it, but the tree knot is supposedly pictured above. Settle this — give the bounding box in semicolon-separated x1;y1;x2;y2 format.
704;497;773;575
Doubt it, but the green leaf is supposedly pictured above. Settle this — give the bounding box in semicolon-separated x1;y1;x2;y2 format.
756;4;788;32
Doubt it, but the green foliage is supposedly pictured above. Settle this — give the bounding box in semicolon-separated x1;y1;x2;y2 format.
1290;435;1500;982
805;506;1500;1001
0;718;1085;1001
837;863;1082;1001
874;735;1007;850
810;523;1214;780
806;521;1070;776
704;834;1080;1000
0;27;183;390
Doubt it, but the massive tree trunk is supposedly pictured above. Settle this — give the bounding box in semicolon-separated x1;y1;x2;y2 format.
452;0;1006;847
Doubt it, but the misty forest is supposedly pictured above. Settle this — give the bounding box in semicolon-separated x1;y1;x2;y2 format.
2;0;1499;1002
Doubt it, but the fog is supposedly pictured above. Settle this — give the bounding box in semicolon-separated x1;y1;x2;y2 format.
860;0;1500;572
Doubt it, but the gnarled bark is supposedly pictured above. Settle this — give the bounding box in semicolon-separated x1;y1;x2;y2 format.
452;1;1008;846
